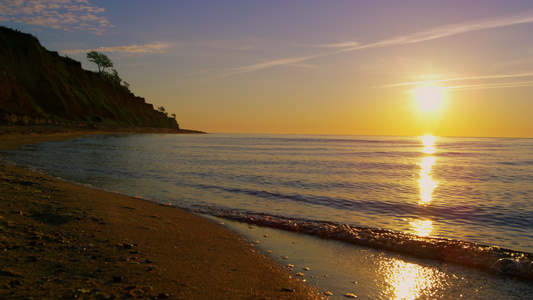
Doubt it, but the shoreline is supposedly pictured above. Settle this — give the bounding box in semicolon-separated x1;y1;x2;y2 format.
0;125;205;150
0;128;321;299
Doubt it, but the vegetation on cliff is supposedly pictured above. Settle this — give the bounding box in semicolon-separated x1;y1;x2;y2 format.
0;26;182;130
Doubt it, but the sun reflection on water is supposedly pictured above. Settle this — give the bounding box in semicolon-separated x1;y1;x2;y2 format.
409;219;433;237
379;258;445;300
421;135;436;154
411;135;439;237
418;156;437;205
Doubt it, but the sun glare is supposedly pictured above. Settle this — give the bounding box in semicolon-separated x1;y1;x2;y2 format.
414;85;444;113
421;135;436;154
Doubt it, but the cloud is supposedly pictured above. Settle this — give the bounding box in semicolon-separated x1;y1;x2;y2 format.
0;0;111;34
223;11;533;76
378;72;533;92
223;55;317;77
62;43;171;54
311;41;360;48
380;72;533;88
347;12;533;51
446;81;533;91
379;72;533;89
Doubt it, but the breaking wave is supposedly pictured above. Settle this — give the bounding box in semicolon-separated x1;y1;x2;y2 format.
193;207;533;280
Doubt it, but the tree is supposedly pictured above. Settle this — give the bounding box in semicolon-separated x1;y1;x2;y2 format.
157;106;169;116
110;69;121;84
87;50;113;73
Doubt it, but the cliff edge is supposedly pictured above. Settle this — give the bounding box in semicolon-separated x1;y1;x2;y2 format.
0;26;189;131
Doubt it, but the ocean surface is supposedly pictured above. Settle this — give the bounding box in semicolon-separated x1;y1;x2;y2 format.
2;133;532;298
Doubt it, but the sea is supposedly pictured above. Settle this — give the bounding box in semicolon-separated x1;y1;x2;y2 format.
1;133;532;299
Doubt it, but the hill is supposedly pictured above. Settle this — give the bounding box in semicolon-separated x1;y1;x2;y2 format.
0;26;195;132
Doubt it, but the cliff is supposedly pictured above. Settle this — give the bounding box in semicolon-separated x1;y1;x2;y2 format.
0;26;182;130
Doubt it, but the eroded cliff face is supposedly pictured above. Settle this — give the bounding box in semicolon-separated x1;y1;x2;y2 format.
0;26;179;130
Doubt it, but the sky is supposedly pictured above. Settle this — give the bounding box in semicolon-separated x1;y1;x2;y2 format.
1;0;533;137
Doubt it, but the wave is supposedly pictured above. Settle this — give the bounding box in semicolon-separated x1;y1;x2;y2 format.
196;184;533;230
192;207;533;280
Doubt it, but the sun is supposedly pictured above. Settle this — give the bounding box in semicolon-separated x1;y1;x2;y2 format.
414;85;444;112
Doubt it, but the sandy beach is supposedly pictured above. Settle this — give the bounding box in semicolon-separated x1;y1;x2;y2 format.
0;127;321;299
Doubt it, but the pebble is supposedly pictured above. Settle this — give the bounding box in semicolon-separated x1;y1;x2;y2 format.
125;291;136;298
122;243;134;249
345;293;357;298
10;280;23;286
296;272;304;277
252;241;259;244
281;287;295;292
303;267;310;271
324;291;333;296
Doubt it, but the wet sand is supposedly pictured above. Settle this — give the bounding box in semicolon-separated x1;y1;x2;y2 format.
0;127;321;299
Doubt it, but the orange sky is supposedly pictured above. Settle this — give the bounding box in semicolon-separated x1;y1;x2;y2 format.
2;1;533;137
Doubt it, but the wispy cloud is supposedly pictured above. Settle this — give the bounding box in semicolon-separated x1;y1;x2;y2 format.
377;72;533;92
223;55;317;77
346;12;533;52
445;81;533;91
223;11;533;76
62;43;171;54
380;72;533;88
310;41;360;48
0;0;111;34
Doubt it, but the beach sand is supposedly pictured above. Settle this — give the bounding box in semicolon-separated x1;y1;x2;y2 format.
0;127;321;299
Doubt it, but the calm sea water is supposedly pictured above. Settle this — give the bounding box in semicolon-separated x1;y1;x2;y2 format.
2;133;532;298
2;133;531;253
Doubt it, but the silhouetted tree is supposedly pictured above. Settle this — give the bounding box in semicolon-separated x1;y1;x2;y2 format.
110;69;122;84
87;50;113;73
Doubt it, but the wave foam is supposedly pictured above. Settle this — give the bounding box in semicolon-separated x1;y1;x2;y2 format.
195;207;533;280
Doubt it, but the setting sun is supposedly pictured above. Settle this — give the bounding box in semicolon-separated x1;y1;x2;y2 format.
414;85;444;113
